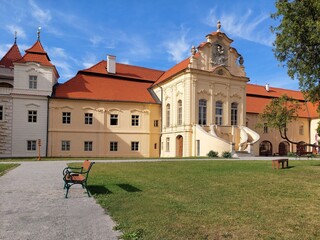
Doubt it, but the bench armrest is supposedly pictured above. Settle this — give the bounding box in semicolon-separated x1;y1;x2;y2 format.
62;167;83;175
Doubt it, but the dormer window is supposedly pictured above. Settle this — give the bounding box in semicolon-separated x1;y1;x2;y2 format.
29;75;37;89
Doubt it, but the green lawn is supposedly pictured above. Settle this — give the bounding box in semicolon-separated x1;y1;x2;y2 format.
0;164;19;176
84;160;320;240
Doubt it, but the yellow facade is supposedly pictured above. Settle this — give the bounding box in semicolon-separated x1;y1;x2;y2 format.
48;98;161;158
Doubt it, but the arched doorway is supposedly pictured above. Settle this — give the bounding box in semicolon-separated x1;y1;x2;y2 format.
259;141;272;156
279;141;290;156
297;141;306;154
176;135;183;157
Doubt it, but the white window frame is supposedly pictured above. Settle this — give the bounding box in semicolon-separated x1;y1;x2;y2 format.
29;75;37;89
28;110;37;123
177;100;182;125
62;112;71;124
85;113;93;125
110;114;118;126
131;141;139;151
84;141;93;151
215;101;223;125
131;115;139;126
61;140;70;151
110;141;118;151
27;140;37;151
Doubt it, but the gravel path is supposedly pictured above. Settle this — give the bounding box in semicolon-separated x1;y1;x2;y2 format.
0;161;120;240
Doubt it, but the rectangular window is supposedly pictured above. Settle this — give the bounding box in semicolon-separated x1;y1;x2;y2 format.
28;110;37;123
27;140;37;151
299;124;304;135
62;112;71;124
84;113;93;125
29;75;37;89
61;141;70;151
0;105;3;121
131;141;139;151
263;123;268;134
154;120;158;127
84;141;93;151
110;141;118;151
166;137;170;152
131;115;139;126
110;114;118;125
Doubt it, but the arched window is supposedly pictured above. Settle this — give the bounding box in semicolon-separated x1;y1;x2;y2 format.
215;101;223;125
231;102;238;126
199;99;207;125
177;100;182;125
166;103;170;127
299;123;304;135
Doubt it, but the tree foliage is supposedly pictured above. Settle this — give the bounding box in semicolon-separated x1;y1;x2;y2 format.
258;94;301;144
271;0;320;107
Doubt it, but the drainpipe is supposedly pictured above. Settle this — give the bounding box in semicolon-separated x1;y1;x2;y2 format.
159;86;163;158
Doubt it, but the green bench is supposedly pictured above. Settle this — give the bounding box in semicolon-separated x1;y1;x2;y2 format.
63;160;95;198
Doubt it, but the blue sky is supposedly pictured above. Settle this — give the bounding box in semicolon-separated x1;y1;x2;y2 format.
0;0;299;90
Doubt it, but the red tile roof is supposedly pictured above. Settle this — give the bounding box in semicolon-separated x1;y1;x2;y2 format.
246;84;318;118
54;61;164;103
0;43;22;68
82;60;164;82
15;40;59;78
152;57;191;86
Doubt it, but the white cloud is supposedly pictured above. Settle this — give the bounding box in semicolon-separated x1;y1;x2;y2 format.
164;27;190;63
6;25;26;39
28;0;52;26
82;54;98;69
206;8;274;47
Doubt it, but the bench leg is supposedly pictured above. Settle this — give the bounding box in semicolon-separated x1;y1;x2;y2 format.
65;185;70;198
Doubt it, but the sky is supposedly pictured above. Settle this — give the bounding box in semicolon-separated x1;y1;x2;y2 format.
0;0;300;90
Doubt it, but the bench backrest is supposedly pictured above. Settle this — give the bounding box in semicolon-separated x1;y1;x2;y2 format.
80;160;95;178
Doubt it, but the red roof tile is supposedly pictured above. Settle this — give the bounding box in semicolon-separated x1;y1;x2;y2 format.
54;62;164;103
15;40;59;78
0;43;22;68
246;84;318;118
153;57;191;86
82;60;164;82
247;84;305;100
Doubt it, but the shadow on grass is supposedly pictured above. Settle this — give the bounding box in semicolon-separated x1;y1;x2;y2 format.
117;183;142;192
88;185;112;195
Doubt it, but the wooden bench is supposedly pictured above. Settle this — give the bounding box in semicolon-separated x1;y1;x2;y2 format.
272;158;289;169
296;151;313;159
63;160;95;198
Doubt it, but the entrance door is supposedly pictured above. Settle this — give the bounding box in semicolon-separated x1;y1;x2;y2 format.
279;141;289;156
176;135;183;157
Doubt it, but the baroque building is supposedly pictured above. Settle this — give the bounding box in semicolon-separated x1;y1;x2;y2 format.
0;24;319;158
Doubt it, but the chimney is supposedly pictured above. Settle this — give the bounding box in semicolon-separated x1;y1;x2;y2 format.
107;55;116;74
265;83;270;92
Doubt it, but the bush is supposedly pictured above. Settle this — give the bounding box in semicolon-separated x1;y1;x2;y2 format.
222;151;232;158
207;150;219;158
287;152;296;157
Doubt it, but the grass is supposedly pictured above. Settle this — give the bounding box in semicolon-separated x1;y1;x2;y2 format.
0;164;19;176
80;160;320;240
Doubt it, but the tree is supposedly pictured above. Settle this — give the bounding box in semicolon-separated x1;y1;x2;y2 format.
271;0;320;108
258;94;302;145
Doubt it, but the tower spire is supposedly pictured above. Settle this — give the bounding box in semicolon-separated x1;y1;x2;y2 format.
37;26;41;40
14;31;17;44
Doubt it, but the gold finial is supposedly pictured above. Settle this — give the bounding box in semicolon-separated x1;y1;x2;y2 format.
14;31;17;44
37;26;41;40
217;20;221;32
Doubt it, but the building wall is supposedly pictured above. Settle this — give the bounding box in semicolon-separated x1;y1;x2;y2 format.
0;95;13;157
247;113;311;155
48;98;161;158
11;96;48;157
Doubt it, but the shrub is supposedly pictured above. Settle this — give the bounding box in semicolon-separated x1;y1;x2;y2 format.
287;152;296;157
207;150;219;158
222;151;232;158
